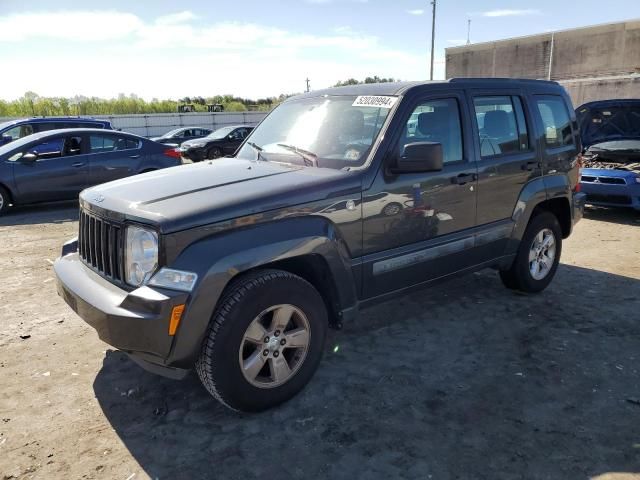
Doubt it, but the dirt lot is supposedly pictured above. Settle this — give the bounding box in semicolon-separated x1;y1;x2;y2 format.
0;203;639;480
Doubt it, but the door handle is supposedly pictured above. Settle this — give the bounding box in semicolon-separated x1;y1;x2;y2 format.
521;161;538;171
72;162;85;168
129;154;141;159
451;173;475;185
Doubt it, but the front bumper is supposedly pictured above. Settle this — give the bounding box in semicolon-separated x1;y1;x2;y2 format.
54;239;190;379
179;147;206;162
580;181;640;210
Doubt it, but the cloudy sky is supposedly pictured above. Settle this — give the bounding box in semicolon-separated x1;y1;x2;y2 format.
0;0;638;100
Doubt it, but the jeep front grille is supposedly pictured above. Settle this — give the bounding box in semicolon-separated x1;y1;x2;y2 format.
78;209;124;282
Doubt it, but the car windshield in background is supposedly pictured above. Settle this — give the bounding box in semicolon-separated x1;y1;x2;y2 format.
162;128;184;138
235;95;393;169
578;103;640;147
206;126;236;140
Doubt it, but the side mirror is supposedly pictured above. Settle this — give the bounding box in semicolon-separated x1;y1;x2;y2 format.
21;152;38;163
394;142;443;173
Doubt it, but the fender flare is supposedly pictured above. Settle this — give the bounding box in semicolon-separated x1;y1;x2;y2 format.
166;216;357;367
507;175;572;255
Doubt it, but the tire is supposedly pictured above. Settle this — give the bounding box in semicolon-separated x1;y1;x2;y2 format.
382;202;402;216
196;269;328;412
207;147;222;160
499;211;562;293
0;186;10;215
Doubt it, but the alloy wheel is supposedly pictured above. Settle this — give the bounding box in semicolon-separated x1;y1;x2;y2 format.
238;304;311;389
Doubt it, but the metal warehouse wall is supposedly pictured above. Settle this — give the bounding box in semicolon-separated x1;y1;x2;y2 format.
0;112;268;137
445;19;640;104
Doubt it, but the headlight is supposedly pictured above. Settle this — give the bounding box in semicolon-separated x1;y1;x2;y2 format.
149;268;198;292
189;142;205;148
125;226;158;287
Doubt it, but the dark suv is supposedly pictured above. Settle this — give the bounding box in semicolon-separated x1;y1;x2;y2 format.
55;79;585;412
0;117;112;145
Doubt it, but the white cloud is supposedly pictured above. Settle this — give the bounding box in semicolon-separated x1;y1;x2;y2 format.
0;10;433;99
0;11;142;42
155;10;197;26
482;9;541;17
407;9;425;15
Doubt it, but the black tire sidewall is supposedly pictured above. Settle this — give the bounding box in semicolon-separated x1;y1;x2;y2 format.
515;212;562;292
201;273;327;411
0;187;9;214
208;147;222;159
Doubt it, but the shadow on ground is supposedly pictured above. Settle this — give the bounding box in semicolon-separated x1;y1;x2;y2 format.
94;264;640;480
583;206;640;226
0;201;78;226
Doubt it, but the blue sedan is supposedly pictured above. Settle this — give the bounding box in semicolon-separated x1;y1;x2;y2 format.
0;129;182;214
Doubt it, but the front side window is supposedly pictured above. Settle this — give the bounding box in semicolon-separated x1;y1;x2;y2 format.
473;96;529;157
400;98;463;164
29;138;64;158
2;124;34;141
536;96;573;148
235;95;392;169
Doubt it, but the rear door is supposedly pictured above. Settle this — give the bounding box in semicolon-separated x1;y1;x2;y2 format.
87;133;143;185
12;134;89;202
465;90;541;261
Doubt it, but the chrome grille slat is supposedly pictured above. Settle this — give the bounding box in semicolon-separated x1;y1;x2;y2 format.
78;208;124;282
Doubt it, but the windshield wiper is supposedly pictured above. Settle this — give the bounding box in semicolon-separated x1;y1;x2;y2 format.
276;143;319;167
246;141;267;162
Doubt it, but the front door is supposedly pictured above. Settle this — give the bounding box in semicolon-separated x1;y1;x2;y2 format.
13;134;89;203
361;94;478;298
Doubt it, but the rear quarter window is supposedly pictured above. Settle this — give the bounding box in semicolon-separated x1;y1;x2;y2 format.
535;96;574;148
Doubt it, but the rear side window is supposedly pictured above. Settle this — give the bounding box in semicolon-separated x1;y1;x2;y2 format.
535;96;573;147
90;134;139;152
473;96;529;157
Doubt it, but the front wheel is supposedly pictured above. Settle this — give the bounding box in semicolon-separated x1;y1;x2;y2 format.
196;269;327;412
499;211;562;293
207;147;222;160
0;186;10;215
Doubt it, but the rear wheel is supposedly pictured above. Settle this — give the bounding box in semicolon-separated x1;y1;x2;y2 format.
0;186;10;215
196;269;328;412
499;212;562;293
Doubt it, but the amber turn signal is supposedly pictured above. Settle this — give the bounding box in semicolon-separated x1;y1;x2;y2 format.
169;304;185;336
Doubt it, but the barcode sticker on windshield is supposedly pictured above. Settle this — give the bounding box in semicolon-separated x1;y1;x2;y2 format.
352;96;398;109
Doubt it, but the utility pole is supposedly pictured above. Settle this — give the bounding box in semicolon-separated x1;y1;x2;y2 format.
429;0;437;80
305;78;311;93
547;32;555;81
466;19;471;45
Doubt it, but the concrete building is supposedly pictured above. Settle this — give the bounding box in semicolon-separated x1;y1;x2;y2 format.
445;19;640;106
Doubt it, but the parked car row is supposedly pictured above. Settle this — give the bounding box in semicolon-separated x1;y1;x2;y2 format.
0;117;256;214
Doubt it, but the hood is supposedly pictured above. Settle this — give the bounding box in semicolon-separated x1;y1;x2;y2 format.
80;159;353;233
576;99;640;149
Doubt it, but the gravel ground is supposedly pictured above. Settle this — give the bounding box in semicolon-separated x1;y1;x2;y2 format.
0;202;639;480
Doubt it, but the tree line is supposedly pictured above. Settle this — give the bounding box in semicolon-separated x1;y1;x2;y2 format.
0;78;399;117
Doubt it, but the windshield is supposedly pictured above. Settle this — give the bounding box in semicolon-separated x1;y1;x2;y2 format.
161;128;184;138
236;95;393;169
206;126;236;139
578;103;640;147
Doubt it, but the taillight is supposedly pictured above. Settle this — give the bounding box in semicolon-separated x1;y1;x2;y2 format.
164;148;181;159
574;182;581;193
